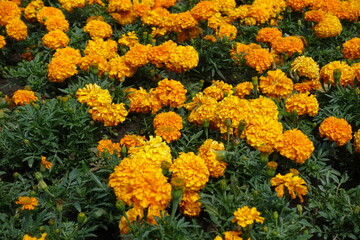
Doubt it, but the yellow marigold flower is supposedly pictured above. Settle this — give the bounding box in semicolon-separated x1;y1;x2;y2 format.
119;207;163;235
170;152;210;192
12;89;38;106
198;139;227;178
271;36;304;57
304;9;326;22
244;48;274;73
286;0;312;11
256;27;282;43
291;56;320;80
41;155;52;169
0;35;5;49
232;206;265;228
36;6;66;24
215;231;244;240
319;116;352;146
320;61;355;87
120;134;146;149
249;96;279;121
44;16;69;32
153;111;183;143
314;14;342;38
259;69;294;98
353;62;360;81
154;0;176;8
294;79;321;93
126;87;162;114
48;57;78;83
0;1;21;26
128;135;172;168
84;19;113;39
148;40;177;68
285;92;319;116
107;0;132;12
179;191;202;217
15;196;38;210
124;43;151;68
42;30;69;49
270;173;307;202
84;38;118;60
190;1;219;21
58;0;85;12
89;103;128;127
203;80;233;101
111;9;138;25
53;47;82;64
171;11;198;32
216;23;237;41
289;168;299;175
234;82;253;98
76;83;112;107
154;78;187;108
109;156;171;209
79;54;109;75
353;129;360;153
6;18;27;41
118;31;138;47
141;7;171;27
22;233;47;240
165;45;199;73
24;0;44;22
230;42;262;61
97;139;121;157
187;93;219;128
342;37;360;60
108;55;137;80
215;96;252;134
245;115;283;154
275;129;314;164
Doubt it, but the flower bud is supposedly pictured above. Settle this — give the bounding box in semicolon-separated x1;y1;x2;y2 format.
48;218;55;226
333;69;342;86
218;179;227;192
354;206;360;214
297;204;303;215
77;212;87;224
214;150;227;162
202;119;210;128
252;76;258;88
35;172;43;180
39;226;46;232
56;199;63;213
260;152;269;164
238;120;247;137
266;161;278;177
13;172;20;180
38;180;48;190
225;118;232;128
171;177;185;203
273;211;279;220
116;200;126;213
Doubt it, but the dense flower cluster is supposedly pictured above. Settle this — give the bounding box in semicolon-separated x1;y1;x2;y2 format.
232;206;265;228
203;80;233;101
319;116;352;146
271;173;308;202
12;89;38;106
285;92;319;116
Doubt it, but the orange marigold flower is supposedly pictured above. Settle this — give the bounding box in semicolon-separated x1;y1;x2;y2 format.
203;80;233;101
342;37;360;60
12;89;38;106
44;16;69;32
118;31;138;47
291;56;320;79
154;78;187;108
259;69;294;98
286;0;312;11
84;38;118;60
187;93;219;128
153;111;183;143
245;115;283;154
198;139;227;178
154;126;181;144
126;87;162;114
110;9;138;25
179;191;202;217
58;0;86;12
230;42;262;61
42;30;69;49
40;155;52;169
24;0;44;22
36;6;66;24
15;196;38;210
107;0;132;12
244;48;274;73
89;103;128;126
84;19;113;39
0;35;6;49
270;173;308;202
48;57;78;83
120;134;146;149
165;45;199;73
275;129;314;164
22;233;47;240
76;83;112;107
285;92;319;116
0;1;21;26
172;11;198;31
294;79;321;93
232;206;265;228
216;23;237;41
271;36;304;57
320;61;355;87
256;27;282;43
124;43;151;68
6;19;27;41
353;129;360;153
353;62;360;81
319;116;352;146
170;152;210;192
234;82;253;98
214;231;244;240
79;54;109;75
148;40;177;68
108;55;137;80
97;139;121;157
313;14;342;38
249;96;279;121
304;9;326;22
53;47;82;64
190;0;219;21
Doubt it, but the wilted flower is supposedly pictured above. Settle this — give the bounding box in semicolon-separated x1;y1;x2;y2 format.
179;191;202;217
40;156;52;169
271;172;308;202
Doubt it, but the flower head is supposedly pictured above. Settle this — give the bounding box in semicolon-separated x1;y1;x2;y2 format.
42;30;69;49
342;37;360;60
0;1;21;26
12;90;38;105
179;191;202;217
198;139;227;178
16;196;38;210
270;173;308;202
291;56;320;80
320;61;355;87
126;87;162;114
153;111;183;143
259;69;293;98
234;82;253;98
244;48;274;73
22;233;47;240
353;129;360;153
285;92;319;116
203;80;233;101
232;206;265;228
41;156;52;169
76;83;112;107
89;103;128;126
97;139;121;157
120;134;146;149
319;116;352;146
155;79;187;108
256;27;282;43
84;19;113;39
271;36;304;57
6;19;27;41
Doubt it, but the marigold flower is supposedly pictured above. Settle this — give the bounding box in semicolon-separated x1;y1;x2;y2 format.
170;152;209;192
165;45;199;73
41;156;52;169
118;31;139;47
154;79;187;108
53;47;82;64
285;92;319;116
319;116;352;146
234;82;253;98
42;30;69;49
0;35;5;49
232;206;265;228
256;27;282;43
179;191;202;217
203;80;233;101
76;83;112;107
286;0;312;11
353;129;360;153
314;14;342;38
320;61;355;87
214;231;244;240
22;233;47;240
187;93;219;128
84;38;118;60
97;139;121;157
259;69;294;98
111;9;138;25
270;173;308;202
275;129;314;164
58;0;86;12
291;56;320;80
126;87;162;114
84;19;113;39
198;139;227;178
244;48;274;73
342;37;360;60
120;134;146;149
148;40;177;68
48;57;78;83
304;9;327;22
107;0;132;12
153;111;183;143
44;16;70;32
0;1;21;26
190;1;219;21
6;19;27;41
271;36;304;57
24;0;44;22
124;43;151;68
249;96;279;121
108;56;136;80
79;54;109;74
36;7;66;24
12;89;38;105
16;196;38;210
294;79;321;93
89;103;128;126
353;62;360;81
